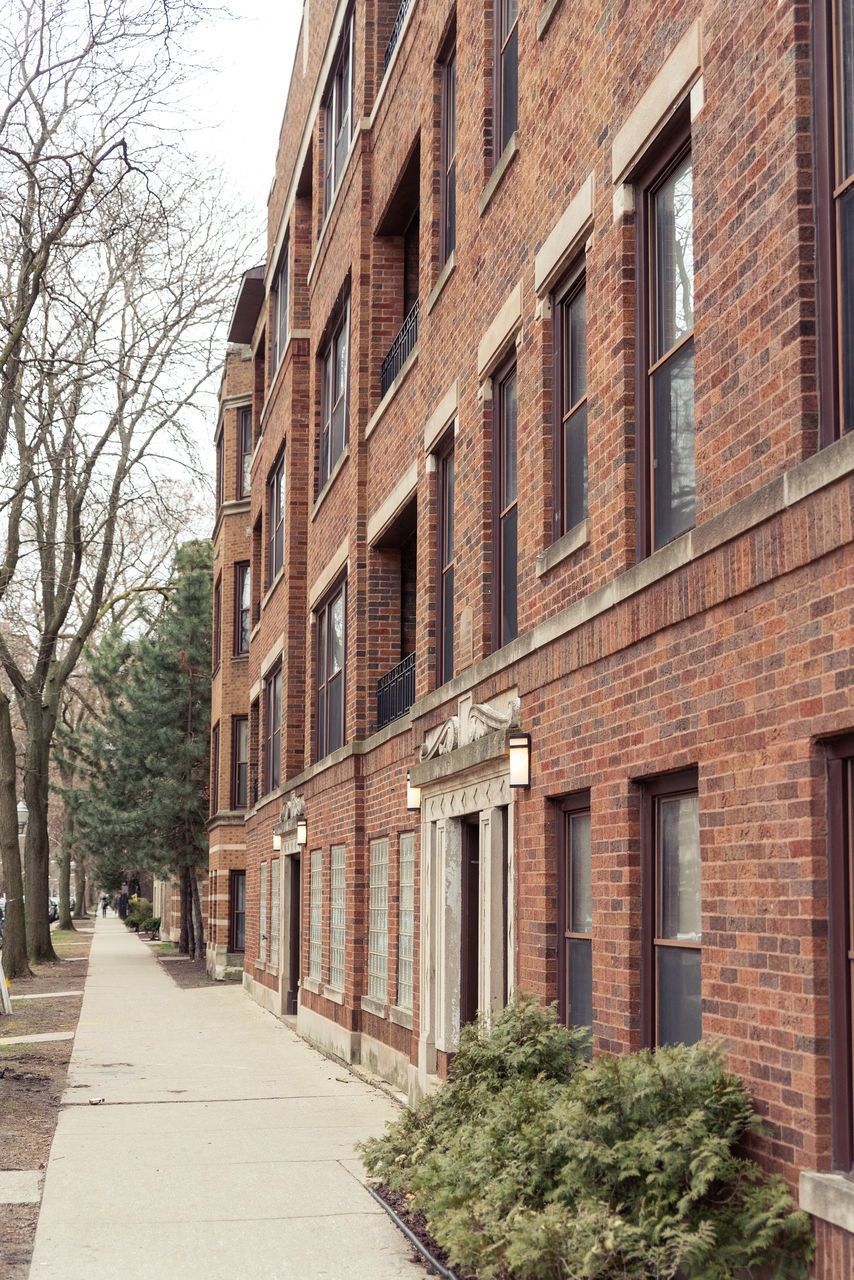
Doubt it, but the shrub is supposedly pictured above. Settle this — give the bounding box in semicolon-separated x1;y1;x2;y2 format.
140;916;160;935
124;897;153;932
360;1000;813;1280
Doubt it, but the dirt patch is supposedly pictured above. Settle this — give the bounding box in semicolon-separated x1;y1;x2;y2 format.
0;924;93;1279
375;1184;478;1279
148;941;217;989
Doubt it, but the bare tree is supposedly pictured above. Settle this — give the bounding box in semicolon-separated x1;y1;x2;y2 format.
0;161;243;962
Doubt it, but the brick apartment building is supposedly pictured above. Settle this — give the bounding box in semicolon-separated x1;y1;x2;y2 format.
207;0;854;1270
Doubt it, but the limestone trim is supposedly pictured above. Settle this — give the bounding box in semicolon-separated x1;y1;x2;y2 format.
364;343;419;440
534;174;595;297
799;1171;854;1234
308;535;349;610
424;382;458;454
310;445;350;522
425;250;456;317
611;21;702;183
477;282;524;380
367;461;419;545
478;131;519;218
537;0;564;39
536;518;590;576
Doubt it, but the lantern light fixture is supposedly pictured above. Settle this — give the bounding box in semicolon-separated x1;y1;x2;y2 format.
296;817;308;846
508;731;532;788
16;799;28;835
273;832;282;852
406;770;421;811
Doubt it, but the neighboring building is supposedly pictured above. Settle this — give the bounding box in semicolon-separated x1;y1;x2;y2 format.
208;1;854;1272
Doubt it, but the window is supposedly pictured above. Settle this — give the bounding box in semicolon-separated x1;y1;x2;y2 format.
493;359;518;647
267;452;285;585
213;577;222;669
262;664;282;794
323;11;354;215
329;844;346;991
216;432;224;508
817;0;854;441
259;861;267;964
210;722;219;816
557;794;592;1048
437;441;455;683
237;407;252;499
234;562;250;655
827;735;854;1171
637;118;695;554
231;715;248;809
229;870;246;951
368;838;389;1002
315;580;346;760
270;858;280;969
553;268;588;538
495;0;518;157
440;42;456;265
272;238;289;372
320;302;350;488
397;832;415;1010
641;769;701;1048
309;849;322;981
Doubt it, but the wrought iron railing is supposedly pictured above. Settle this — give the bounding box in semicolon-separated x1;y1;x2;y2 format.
376;651;416;731
384;0;414;73
380;300;418;399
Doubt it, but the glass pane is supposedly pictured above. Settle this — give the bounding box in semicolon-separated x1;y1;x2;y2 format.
501;370;517;506
563;401;588;531
442;565;454;680
502;0;519;39
444;452;455;559
447;55;456;156
501;504;518;643
659;793;701;942
316;686;327;758
565;286;587;409
657;946;702;1047
330;591;344;673
317;610;327;683
337;317;349;396
841;186;854;433
242;451;251;497
501;25;518;149
567;937;593;1036
652;338;695;548
332;399;346;465
446;159;456;257
241;566;250;611
328;671;344;752
569;812;592;934
654;153;694;360
840;0;854;179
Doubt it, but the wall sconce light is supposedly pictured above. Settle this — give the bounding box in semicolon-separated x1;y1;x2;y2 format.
406;770;421;811
296;817;308;846
273;832;282;852
508;732;532;788
16;799;28;836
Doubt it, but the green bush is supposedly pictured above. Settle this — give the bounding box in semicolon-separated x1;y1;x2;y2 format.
140;916;160;935
124;897;153;932
360;997;813;1280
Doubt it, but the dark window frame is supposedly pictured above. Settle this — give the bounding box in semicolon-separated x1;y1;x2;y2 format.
436;429;455;685
640;766;701;1049
556;791;592;1044
231;714;249;810
234;561;250;656
210;721;220;816
552;261;588;541
237;406;252;499
315;577;347;762
215;432;224;509
212;576;222;670
827;733;854;1173
267;451;285;586
494;0;518;160
492;354;518;650
262;664;282;795
322;10;354;217
634;106;695;559
272;237;290;374
439;36;457;267
319;299;350;490
229;869;246;952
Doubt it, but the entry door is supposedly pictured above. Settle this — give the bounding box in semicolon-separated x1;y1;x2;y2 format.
286;854;301;1015
460;817;480;1027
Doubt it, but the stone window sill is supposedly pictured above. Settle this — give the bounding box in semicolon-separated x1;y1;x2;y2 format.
310;446;350;522
389;1005;413;1030
537;0;565;39
323;984;345;1005
365;345;419;441
302;975;322;996
361;994;387;1020
536;518;590;576
479;132;519;218
800;1170;854;1233
425;251;456;317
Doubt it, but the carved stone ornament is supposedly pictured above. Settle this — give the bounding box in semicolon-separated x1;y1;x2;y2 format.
418;695;521;762
467;696;521;742
274;794;306;833
419;716;459;761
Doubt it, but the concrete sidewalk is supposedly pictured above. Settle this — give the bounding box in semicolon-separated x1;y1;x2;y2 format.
29;917;422;1280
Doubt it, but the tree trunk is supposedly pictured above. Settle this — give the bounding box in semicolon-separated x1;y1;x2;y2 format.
185;868;195;960
57;801;75;931
190;865;204;963
178;865;189;954
22;698;56;963
0;692;30;978
74;858;87;919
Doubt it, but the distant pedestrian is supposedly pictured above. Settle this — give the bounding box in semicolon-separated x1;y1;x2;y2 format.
100;893;108;918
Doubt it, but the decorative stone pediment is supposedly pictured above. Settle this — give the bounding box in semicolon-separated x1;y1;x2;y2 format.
274;794;305;833
418;691;520;762
419;716;459;761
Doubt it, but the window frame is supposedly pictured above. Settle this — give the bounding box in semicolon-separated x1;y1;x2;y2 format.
323;10;354;218
439;37;457;267
397;832;416;1010
494;0;518;160
229;869;246;952
210;721;220;816
267;452;285;586
319;299;350;491
640;766;701;1048
231;714;249;810
329;843;346;992
259;860;268;963
262;663;282;795
215;431;224;509
234;561;250;656
556;791;592;1044
368;836;390;1003
436;431;455;685
634;107;695;559
272;237;290;374
237;406;252;499
309;848;323;981
827;733;854;1173
212;576;222;670
492;354;518;649
552;262;588;541
315;577;347;762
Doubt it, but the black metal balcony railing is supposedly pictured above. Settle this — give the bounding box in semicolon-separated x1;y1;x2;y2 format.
380;300;419;399
376;651;416;731
384;0;414;73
